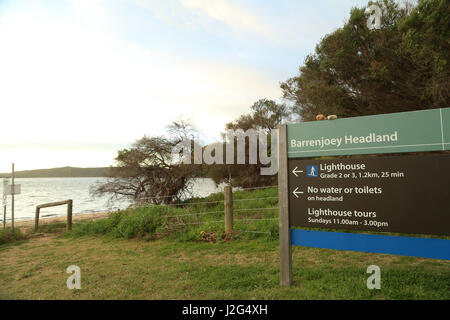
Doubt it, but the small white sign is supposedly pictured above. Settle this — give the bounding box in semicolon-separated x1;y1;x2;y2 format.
4;184;21;195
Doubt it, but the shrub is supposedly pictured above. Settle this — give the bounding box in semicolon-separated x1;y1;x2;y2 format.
68;209;163;240
113;211;160;239
0;228;27;245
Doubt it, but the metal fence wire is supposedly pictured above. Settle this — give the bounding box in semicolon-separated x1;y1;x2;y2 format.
70;185;279;236
2;181;279;234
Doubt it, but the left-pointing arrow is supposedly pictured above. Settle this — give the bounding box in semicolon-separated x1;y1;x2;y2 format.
292;167;303;177
293;187;303;198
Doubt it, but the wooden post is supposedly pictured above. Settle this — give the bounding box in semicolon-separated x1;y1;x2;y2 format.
11;163;14;233
34;207;40;232
224;185;233;234
2;178;7;229
278;124;292;286
67;200;73;231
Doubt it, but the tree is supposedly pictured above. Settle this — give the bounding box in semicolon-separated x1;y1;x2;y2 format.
399;0;449;105
91;122;199;205
281;0;448;121
226;99;289;133
206;99;288;188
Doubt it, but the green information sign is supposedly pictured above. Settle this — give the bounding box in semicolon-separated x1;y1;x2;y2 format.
287;108;450;158
278;108;450;287
442;108;450;149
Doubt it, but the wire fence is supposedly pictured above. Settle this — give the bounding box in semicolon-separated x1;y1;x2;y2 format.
125;184;280;237
233;197;278;202
238;185;278;191
3;184;279;238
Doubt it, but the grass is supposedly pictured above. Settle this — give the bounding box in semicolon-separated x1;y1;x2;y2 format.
0;228;28;246
0;236;448;299
36;222;67;234
65;187;279;243
0;187;448;300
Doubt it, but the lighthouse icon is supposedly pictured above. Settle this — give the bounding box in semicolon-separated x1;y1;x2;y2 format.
307;165;319;177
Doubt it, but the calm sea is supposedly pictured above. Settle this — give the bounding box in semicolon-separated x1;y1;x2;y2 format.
1;177;224;222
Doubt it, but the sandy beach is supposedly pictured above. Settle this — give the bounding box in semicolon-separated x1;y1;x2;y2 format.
5;211;112;233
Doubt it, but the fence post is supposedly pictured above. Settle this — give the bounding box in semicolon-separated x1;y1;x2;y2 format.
224;186;233;234
2;178;6;229
67;200;73;231
278;124;292;286
34;207;40;232
11;163;14;232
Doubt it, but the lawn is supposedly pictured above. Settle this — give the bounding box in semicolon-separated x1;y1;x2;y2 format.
0;188;448;300
0;233;449;299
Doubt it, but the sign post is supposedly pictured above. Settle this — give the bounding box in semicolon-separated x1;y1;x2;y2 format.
279;108;450;286
278;124;292;286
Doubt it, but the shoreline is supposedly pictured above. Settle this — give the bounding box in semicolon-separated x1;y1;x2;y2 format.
3;211;113;233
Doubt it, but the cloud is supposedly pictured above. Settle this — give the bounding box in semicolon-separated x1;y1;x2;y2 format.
130;0;282;44
67;0;109;21
0;0;372;171
180;0;275;39
129;0;348;50
0;2;280;147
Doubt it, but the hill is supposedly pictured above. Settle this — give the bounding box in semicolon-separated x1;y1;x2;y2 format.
0;166;111;178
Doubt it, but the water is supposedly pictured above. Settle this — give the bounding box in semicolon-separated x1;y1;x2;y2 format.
1;177;224;222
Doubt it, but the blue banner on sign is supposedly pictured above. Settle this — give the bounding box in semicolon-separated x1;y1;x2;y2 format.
291;229;450;260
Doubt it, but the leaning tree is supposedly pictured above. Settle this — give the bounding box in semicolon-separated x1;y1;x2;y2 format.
91;122;200;205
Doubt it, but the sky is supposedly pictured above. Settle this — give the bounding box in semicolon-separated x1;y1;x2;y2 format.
0;0;370;172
